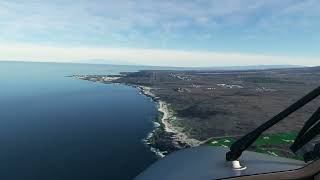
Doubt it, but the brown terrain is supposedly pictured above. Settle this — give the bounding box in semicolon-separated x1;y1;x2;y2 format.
74;66;320;155
115;67;320;138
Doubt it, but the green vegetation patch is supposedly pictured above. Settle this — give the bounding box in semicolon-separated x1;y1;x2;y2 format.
253;132;297;145
207;132;303;160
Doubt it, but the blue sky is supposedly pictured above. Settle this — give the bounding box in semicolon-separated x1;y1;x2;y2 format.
0;0;319;67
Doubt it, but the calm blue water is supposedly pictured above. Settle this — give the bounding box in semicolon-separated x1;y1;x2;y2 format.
0;61;159;180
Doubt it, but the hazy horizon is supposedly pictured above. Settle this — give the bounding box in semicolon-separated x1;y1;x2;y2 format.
0;60;309;69
0;1;319;67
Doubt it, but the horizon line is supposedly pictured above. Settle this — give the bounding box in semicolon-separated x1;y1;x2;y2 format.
0;59;311;69
0;44;319;67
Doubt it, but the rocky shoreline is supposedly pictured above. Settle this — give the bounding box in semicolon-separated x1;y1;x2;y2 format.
137;86;200;157
72;74;201;158
137;86;201;158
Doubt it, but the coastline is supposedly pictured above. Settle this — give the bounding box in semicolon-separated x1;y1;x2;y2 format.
72;74;201;158
137;86;201;158
71;67;320;161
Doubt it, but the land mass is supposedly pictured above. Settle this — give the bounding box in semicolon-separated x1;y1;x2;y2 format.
73;66;320;159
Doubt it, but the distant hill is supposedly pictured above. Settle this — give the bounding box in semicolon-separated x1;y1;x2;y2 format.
307;66;320;71
84;62;304;71
195;65;304;71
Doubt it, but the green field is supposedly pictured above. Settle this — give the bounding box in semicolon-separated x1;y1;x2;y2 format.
207;132;303;160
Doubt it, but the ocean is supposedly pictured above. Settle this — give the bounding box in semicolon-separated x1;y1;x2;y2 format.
0;61;161;180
